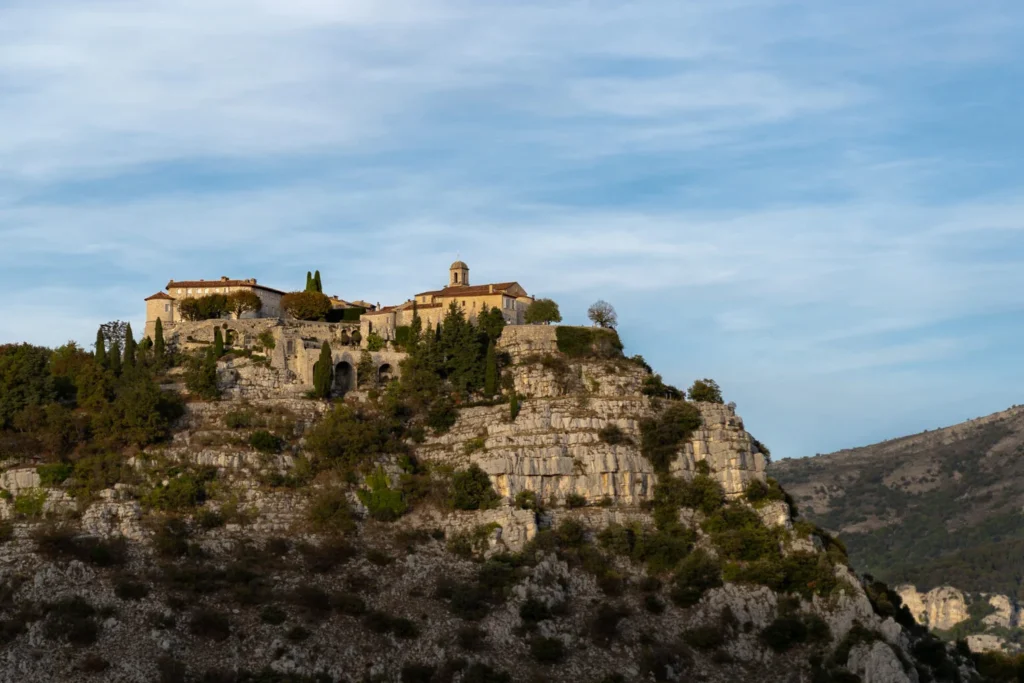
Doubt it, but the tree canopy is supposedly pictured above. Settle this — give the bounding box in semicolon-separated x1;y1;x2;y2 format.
587;300;617;329
525;298;562;325
281;291;332;321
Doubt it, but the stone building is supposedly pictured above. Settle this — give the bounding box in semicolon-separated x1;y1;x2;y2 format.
362;261;534;341
144;277;286;339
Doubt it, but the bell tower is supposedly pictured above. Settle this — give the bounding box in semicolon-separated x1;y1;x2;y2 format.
449;260;469;287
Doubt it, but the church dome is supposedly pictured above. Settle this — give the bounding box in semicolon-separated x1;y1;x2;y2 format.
450;260;469;270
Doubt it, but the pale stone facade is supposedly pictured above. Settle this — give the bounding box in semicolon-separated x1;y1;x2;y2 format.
361;261;535;341
144;277;285;340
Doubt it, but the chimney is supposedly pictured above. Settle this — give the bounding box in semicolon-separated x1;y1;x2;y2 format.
221;276;229;281
489;284;493;293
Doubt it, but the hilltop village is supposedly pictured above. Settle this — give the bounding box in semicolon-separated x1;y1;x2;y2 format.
143;262;540;396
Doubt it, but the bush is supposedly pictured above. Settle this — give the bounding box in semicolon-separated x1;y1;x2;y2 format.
306;488;356;534
248;430;283;454
357;467;407;522
401;664;437;683
426;399;458;434
598;424;627;445
641;374;684;400
514;490;539;511
524;298;562;325
152;518;192;558
670;550;722;607
143;470;214;511
43;595;98;646
565;493;587;508
224;410;257;429
281;291;332;321
330;592;367;616
259;605;287;625
115;579;150;600
35;527;128;566
450;465;500;511
744;478;787;507
14;489;47;517
683;625;726;650
702;503;779;562
555;326;623;359
457;624;488;651
37;463;74;487
640;402;703;473
304;404;399;472
688;378;724;403
590;603;630;644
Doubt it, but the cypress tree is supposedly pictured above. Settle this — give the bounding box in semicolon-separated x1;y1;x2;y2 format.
154;318;165;359
358;349;376;389
213;328;224;358
95;328;107;368
109;339;122;377
484;340;497;397
314;270;323;293
123;323;137;369
312;341;333;398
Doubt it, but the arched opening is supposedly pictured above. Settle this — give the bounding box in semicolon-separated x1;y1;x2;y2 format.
334;361;354;394
378;363;394;385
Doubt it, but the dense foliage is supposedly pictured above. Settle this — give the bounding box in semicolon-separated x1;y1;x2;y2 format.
0;332;183;464
281;291;333;321
586;300;617;329
554;327;623;359
524;298;561;325
687;378;723;404
178;295;229;321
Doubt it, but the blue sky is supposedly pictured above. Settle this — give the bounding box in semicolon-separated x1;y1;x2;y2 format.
2;0;1024;460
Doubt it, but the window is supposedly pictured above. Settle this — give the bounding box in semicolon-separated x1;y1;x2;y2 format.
187;289;193;295
164;304;170;313
177;289;183;295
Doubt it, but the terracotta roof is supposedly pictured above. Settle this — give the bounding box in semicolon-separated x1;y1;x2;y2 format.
416;282;521;298
145;292;175;301
167;279;286;295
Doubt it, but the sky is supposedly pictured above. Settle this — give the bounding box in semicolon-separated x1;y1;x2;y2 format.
2;0;1024;460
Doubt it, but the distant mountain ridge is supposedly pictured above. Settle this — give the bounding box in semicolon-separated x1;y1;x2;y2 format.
770;404;1024;599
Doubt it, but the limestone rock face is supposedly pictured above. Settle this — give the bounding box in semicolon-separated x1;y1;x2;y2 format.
984;593;1019;629
967;633;1008;653
847;641;915;683
897;585;969;631
419;334;767;506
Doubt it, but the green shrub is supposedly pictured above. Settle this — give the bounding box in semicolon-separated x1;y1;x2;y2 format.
447;523;501;560
401;664;437;683
152;518;192;558
177;295;228;321
519;596;553;625
589;603;630;644
565;493;587;508
426;399;458;434
257;330;276;350
366;332;385;352
143;469;215;511
248;430;282;453
37;463;73;487
259;605;287;625
670;549;723;607
362;610;418;638
514;490;539;511
115;579;150;601
641;374;684;400
224;410;257;429
702;503;779;562
450;465;500;511
306;488;356;534
640;402;703;473
43;595;99;646
34;526;128;566
744;478;787;507
682;624;726;650
462;663;512;683
14;489;47;517
457;624;488;651
598;424;627;445
356;467;407;522
555;327;623;359
688;378;723;403
759;612;832;653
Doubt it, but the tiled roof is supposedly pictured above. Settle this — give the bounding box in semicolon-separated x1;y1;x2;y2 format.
415;282;520;298
167;279;286;295
144;292;175;301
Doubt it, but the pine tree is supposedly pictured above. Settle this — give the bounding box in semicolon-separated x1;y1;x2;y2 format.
312;341;333;398
358;349;376;389
314;270;323;293
154;318;165;359
213;328;224;358
484;340;497;397
123;323;137;369
95;328;108;368
305;271;313;292
109;339;122;377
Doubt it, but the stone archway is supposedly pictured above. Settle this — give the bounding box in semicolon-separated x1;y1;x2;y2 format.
378;363;394;385
334;361;354;394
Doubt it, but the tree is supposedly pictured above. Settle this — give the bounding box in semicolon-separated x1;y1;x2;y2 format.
94;328;108;369
123;323;137;369
312;342;333;399
184;348;220;400
688;379;724;404
525;298;562;325
484;340;498;397
154;318;165;359
281;291;332;321
226;290;262;319
477;307;506;342
108;339;122;377
587;300;617;329
357;349;376;389
305;272;313;292
366;332;385;352
0;344;55;429
213;328;225;358
314;270;323;293
178;295;228;321
99;320;129;349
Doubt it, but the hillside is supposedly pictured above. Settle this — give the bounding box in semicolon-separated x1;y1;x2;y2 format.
771;405;1024;615
0;318;984;682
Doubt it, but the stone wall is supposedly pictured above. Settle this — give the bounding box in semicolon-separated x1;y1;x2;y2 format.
496;325;559;361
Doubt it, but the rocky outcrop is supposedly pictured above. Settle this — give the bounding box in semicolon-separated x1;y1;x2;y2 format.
847;641;914;683
897;585;968;631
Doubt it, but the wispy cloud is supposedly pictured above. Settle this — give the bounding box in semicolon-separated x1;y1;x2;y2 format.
2;0;1024;458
